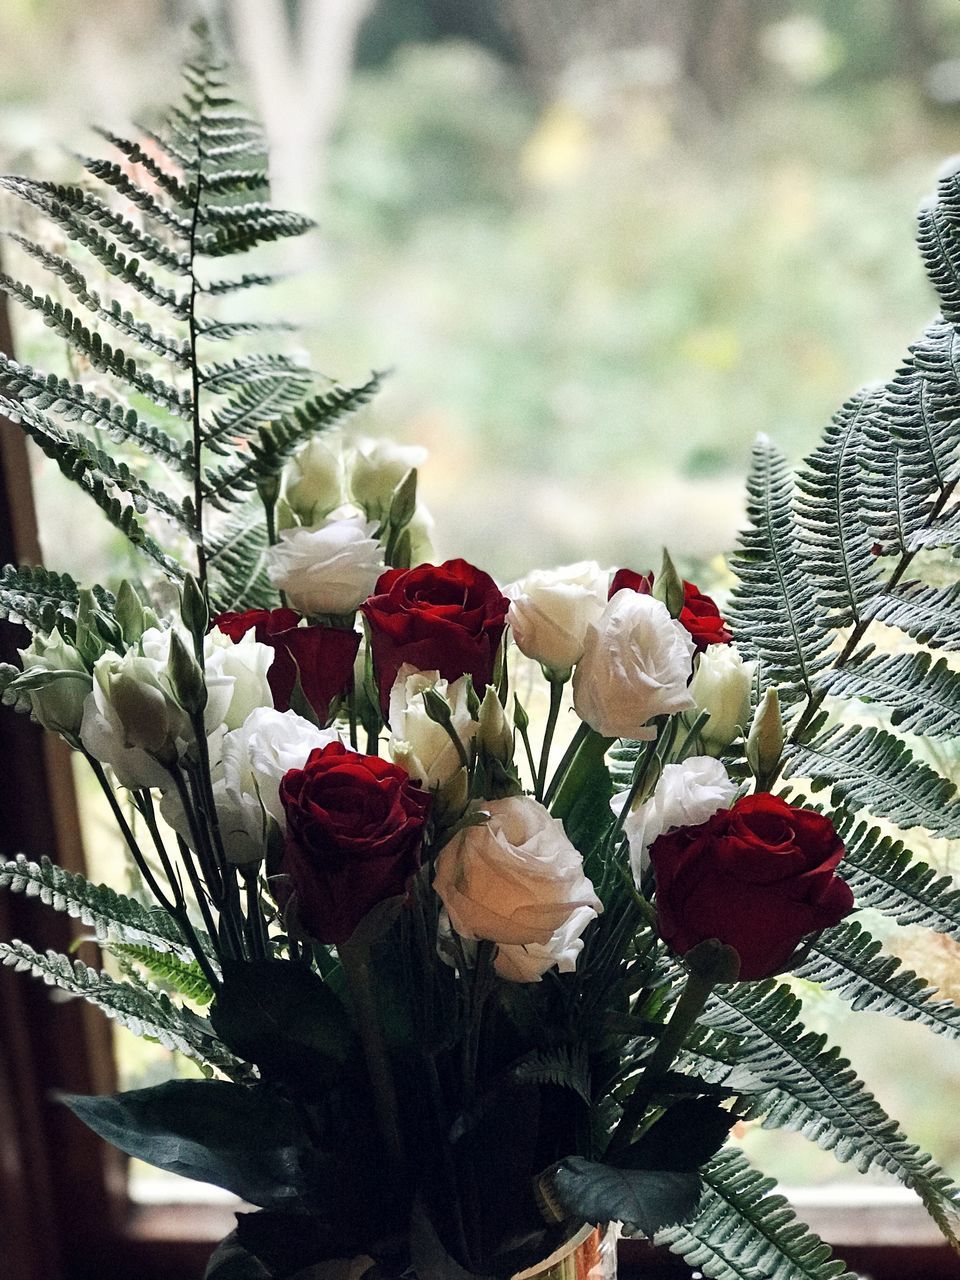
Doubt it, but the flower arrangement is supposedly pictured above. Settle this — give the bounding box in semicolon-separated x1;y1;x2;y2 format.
3;26;960;1280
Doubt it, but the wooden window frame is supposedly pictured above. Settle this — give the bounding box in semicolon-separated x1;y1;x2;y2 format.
0;295;956;1280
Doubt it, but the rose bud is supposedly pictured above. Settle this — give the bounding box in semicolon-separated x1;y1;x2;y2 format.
213;608;360;724
361;558;509;719
265;511;385;616
279;741;430;945
506;560;608;677
17;626;91;736
433;794;602;983
650;793;855;981
746;687;785;790
689;643;754;755
572;590;696;740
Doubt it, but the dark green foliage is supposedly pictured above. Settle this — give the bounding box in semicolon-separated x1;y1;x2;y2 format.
110;943;215;1006
0;563;113;633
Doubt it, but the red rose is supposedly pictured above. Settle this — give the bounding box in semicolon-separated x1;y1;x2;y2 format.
650;793;854;980
213;609;359;724
610;569;731;652
360;558;509;717
278;742;430;945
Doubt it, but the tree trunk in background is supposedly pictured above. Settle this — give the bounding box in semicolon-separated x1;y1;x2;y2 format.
229;0;373;207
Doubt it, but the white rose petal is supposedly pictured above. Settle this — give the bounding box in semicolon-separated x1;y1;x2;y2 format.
611;756;737;884
506;560;609;674
573;590;696;739
203;628;274;732
388;665;477;790
18;626;90;736
265;513;385;615
433;795;602;983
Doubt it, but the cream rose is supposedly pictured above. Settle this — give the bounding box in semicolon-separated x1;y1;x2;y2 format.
203;628;274;732
349;436;428;520
572;590;696;739
265;512;385;615
506;560;608;675
611;756;737;884
282;433;345;526
433;795;602;982
689;643;754;755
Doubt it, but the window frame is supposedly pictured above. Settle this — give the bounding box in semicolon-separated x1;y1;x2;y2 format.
0;291;955;1280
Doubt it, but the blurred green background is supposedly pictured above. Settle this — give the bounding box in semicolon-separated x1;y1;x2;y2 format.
3;0;960;1198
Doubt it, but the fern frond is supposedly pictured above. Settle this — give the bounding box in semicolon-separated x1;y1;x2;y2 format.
0;176;189;277
199;353;311;392
728;438;831;706
195;209;316;258
91;127;191;205
201;369;313;453
0;939;237;1075
656;1148;855;1280
0;564;113;634
203;373;381;501
78;155;192;234
833;815;960;936
822;649;960;738
703;982;960;1241
206;504;273;612
794;391;883;628
199;272;284;296
786;723;960;837
108;942;214;1006
0;276;191;417
0;356;192;474
917;196;960;326
0;854;203;957
5;233;190;365
866;580;960;650
797;921;960;1039
511;1045;592;1104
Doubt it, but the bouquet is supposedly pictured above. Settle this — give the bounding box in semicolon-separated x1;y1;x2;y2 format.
3;25;960;1280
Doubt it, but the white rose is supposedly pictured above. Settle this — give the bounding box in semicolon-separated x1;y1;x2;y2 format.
203;628;274;732
283;433;345;526
433;795;602;983
213;707;344;863
17;626;90;735
349;436;428;520
265;513;385;615
141;625;235;736
406;502;436;566
388;666;477;790
506;560;608;675
572;591;696;739
689;642;754;755
611;756;737;884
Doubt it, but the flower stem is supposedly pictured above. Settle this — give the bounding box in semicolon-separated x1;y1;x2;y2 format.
536;675;566;802
339;938;406;1187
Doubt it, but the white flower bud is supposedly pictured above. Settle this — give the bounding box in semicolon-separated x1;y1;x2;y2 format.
265;513;385;615
477;685;513;765
689;643;754;755
17;627;90;736
283;434;344;525
388;666;477;790
506;561;608;676
349;437;428;521
573;591;696;739
746;687;785;787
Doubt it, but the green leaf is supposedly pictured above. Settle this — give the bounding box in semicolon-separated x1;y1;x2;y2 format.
210;959;355;1087
60;1080;309;1207
821;649;960;737
550;1157;702;1234
109;943;215;1005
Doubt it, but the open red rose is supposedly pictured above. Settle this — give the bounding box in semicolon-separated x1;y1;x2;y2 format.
361;558;509;717
610;569;731;652
213;608;359;724
650;793;854;980
278;742;430;945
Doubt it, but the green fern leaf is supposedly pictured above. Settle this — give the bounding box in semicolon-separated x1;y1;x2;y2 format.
797;921;960;1039
866;579;960;650
786;723;960;836
202;369;313;454
78;155;192;235
206;504;273;612
833;815;960;936
703;982;960;1242
656;1148;855;1280
822;649;960;737
0;939;237;1075
0;563;113;633
108;943;214;1006
511;1045;592;1104
0;854;203;957
728;438;831;706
